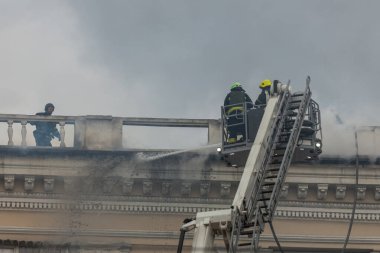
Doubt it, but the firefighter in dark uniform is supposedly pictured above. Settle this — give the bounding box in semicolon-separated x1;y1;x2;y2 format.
255;79;272;106
31;103;61;146
224;82;253;143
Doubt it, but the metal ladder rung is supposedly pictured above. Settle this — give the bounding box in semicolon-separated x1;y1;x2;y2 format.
267;167;280;172
290;99;302;103
238;242;253;247
270;160;282;165
287;111;297;116
279;131;291;136
291;92;305;97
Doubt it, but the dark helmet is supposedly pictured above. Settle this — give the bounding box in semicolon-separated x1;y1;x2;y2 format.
44;103;55;112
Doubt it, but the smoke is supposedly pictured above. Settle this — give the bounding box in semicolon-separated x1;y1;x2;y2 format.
320;107;380;159
60;155;125;242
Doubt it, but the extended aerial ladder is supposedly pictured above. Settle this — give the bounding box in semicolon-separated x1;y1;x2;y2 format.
178;77;319;253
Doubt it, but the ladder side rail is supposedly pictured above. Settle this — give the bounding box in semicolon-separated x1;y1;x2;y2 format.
244;102;248;144
248;205;266;252
228;91;290;253
229;208;243;253
308;101;318;146
231;95;282;210
267;86;312;219
245;91;291;222
267;88;311;218
312;99;322;135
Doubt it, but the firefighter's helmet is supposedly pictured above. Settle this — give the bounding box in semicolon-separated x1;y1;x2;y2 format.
230;82;242;90
259;79;272;89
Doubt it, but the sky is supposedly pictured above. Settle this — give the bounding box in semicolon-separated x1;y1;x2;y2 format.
0;0;379;154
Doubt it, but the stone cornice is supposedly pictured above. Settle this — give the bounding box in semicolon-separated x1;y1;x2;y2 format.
287;164;380;185
259;234;380;245
1;197;380;222
275;206;380;222
0;197;228;214
0;226;379;246
1;157;379;184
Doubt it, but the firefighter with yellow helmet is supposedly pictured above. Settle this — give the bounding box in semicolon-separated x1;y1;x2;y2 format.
255;79;272;106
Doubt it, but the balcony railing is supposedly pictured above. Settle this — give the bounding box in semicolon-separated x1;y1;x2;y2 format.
0;114;221;150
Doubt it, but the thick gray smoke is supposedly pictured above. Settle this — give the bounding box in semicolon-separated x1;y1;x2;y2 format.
0;1;379;157
321;107;380;158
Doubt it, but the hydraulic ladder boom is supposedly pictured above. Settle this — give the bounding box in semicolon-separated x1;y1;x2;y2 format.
180;78;313;253
229;78;312;252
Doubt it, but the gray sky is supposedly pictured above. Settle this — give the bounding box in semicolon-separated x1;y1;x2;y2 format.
1;0;379;153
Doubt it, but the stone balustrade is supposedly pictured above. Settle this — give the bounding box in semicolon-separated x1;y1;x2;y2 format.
0;114;221;149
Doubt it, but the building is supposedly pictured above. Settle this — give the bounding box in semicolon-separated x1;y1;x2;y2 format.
0;114;379;253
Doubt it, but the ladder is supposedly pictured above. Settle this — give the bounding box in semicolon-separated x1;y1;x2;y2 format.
229;78;312;252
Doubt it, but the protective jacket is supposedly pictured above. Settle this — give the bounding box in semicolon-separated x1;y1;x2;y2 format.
224;87;253;114
255;88;270;106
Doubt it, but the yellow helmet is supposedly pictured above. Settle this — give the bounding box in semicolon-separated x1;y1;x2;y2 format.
259;79;272;88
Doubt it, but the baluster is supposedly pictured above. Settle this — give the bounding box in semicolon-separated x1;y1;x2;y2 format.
7;120;14;146
21;121;27;146
59;121;66;147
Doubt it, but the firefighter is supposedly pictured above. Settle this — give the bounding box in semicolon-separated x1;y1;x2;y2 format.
255;79;272;106
31;103;61;146
224;82;253;143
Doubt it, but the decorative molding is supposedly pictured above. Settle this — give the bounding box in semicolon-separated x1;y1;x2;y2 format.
122;179;134;195
220;182;231;197
1;227;380;247
64;177;75;193
24;176;35;191
4;175;15;191
143;181;153;196
297;184;308;199
275;207;380;222
161;182;172;196
280;184;289;199
317;184;328;200
103;177;117;194
181;182;191;196
281;200;380;211
200;182;210;197
376;186;380;201
0;197;379;222
3;174;380;203
336;185;346;199
357;186;367;200
44;177;55;192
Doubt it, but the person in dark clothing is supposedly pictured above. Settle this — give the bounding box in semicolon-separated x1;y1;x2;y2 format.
31;103;61;146
223;82;253;143
255;79;273;106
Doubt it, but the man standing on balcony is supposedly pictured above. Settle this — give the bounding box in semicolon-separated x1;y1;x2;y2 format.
31;103;61;146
